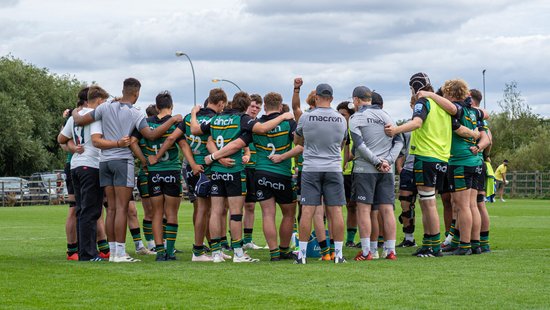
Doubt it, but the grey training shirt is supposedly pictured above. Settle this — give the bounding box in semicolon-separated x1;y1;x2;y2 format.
91;101;147;162
400;131;415;172
296;107;347;172
349;105;403;174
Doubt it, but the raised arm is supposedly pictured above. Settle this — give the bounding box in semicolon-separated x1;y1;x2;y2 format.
292;77;303;122
71;108;95;126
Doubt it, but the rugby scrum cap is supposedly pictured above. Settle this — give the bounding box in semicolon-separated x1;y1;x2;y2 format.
352;86;372;100
409;72;431;93
316;83;333;97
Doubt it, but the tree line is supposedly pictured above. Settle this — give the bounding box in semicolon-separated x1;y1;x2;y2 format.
0;56;548;176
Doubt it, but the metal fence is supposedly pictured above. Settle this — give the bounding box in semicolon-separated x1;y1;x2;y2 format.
2;171;549;207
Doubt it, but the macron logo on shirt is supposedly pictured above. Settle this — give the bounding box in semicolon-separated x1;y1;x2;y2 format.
308;115;343;123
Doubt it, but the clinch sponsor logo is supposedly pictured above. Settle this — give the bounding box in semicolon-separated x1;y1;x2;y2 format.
258;177;285;190
213;118;234;126
435;163;448;173
308;115;343;123
211;172;234;181
151;174;177;183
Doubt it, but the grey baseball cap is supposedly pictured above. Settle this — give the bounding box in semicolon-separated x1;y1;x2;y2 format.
352;86;372;100
316;83;333;97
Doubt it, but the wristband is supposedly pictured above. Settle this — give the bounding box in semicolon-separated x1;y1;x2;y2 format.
210;153;216;161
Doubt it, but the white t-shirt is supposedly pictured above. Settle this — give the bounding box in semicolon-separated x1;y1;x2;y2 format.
61;108;102;169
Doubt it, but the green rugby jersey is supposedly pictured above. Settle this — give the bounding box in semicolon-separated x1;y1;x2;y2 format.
180;108;217;166
66;152;73;164
449;103;483;167
202;109;257;173
246;143;257;169
251;113;296;177
410;98;452;163
142;115;182;171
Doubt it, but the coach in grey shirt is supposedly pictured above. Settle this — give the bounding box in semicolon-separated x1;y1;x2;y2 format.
294;83;348;264
72;78;182;263
349;86;403;260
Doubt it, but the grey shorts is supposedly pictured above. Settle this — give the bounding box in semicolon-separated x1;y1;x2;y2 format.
300;171;346;206
99;159;134;188
352;173;395;207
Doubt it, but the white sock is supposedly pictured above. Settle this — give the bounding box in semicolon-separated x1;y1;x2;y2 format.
334;241;343;259
234;247;244;258
405;233;414;242
385;240;396;253
370;241;378;254
443;234;453;245
147;240;155;250
109;242;116;256
360;238;370;256
135;240;145;250
116;242;126;257
298;241;308;259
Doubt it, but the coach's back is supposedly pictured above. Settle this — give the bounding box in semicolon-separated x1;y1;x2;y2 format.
296;107;347;172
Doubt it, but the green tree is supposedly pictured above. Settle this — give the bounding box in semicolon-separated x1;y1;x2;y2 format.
0;55;84;176
489;81;550;171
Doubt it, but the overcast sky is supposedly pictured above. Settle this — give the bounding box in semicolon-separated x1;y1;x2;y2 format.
1;0;549;120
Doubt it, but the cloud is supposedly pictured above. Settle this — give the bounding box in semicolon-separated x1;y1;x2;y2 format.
0;0;18;8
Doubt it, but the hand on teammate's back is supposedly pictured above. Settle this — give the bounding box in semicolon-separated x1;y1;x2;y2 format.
384;124;396;137
281;112;294;120
218;157;235;168
118;136;131;147
172;114;183;123
268;154;284;164
148;155;158;166
242;155;250;164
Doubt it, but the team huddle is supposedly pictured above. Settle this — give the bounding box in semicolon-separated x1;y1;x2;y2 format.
57;72;494;263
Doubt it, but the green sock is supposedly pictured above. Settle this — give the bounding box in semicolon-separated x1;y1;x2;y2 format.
450;230;460;248
221;236;229;248
192;244;205;256
243;228;253;244
130;227;142;247
459;241;471;249
97;239;109;254
377;235;384;243
231;238;243;249
155;244;166;258
422;234;430;250
471;239;480;250
165;223;178;256
143;220;154;242
319;240;329;256
448;220;456;238
480;231;490;250
280;246;291;255
329;239;335;255
346;227;358;243
270;247;281;259
211;238;222;252
431;233;441;252
67;243;78;255
162;218;168;240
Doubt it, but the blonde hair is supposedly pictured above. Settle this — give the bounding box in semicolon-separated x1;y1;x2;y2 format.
442;79;469;101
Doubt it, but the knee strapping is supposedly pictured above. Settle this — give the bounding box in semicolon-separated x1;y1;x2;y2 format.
403;224;415;234
230;214;243;222
399;195;415;203
398;209;415;224
477;194;485;203
418;190;436;201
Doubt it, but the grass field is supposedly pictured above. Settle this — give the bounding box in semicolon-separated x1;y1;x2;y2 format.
1;199;549;309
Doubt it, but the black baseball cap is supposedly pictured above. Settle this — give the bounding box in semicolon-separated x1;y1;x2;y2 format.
316;83;333;97
409;72;431;93
352;86;372;100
